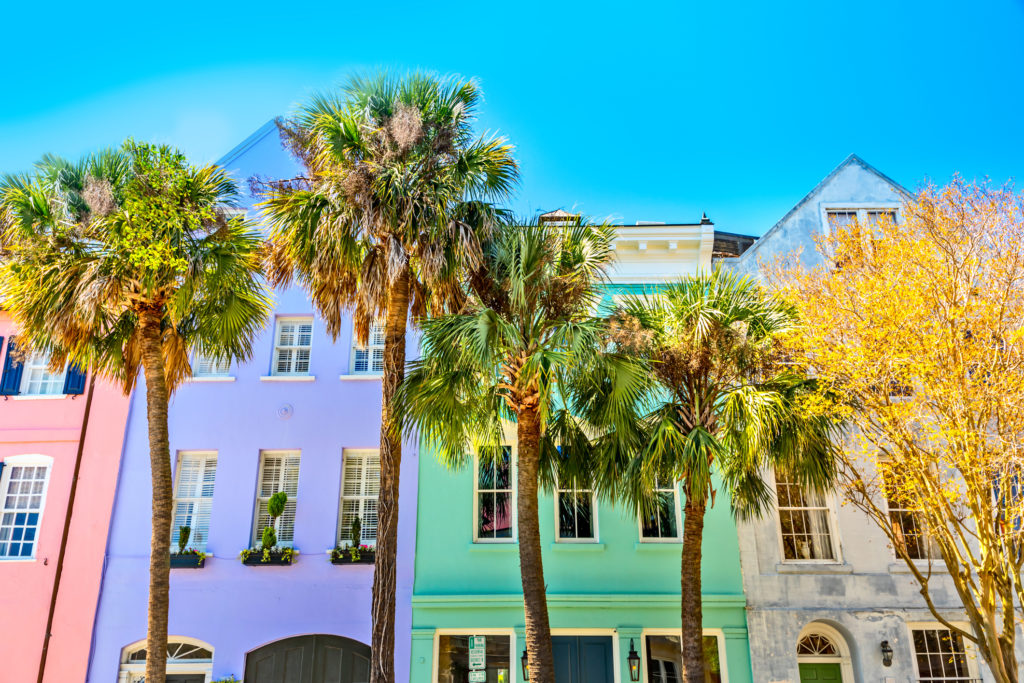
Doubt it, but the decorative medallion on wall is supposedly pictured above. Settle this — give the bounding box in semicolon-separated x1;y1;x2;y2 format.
277;403;294;420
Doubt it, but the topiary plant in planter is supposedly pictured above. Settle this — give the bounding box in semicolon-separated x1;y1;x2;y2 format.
241;491;296;565
170;525;206;569
330;515;376;565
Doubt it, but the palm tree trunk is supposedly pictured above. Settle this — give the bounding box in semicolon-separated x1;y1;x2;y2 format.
370;268;410;683
516;406;555;682
679;490;707;683
139;305;172;683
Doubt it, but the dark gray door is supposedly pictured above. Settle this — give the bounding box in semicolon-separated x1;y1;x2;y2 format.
245;635;370;683
168;677;206;683
551;636;613;683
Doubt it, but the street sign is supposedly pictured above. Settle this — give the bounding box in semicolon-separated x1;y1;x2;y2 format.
469;671;487;682
469;635;486;669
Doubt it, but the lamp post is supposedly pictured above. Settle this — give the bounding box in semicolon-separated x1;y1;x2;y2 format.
521;649;529;680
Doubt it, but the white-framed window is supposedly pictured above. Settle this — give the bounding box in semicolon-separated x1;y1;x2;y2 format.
253;451;300;547
639;475;681;542
272;317;313;376
776;471;838;561
171;452;217;552
909;626;977;683
822;205;900;235
351;321;385;374
338;449;380;547
0;455;52;559
20;351;66;396
191;353;231;378
642;629;727;683
556;480;597;542
118;637;214;683
474;447;514;542
433;630;515;683
882;468;937;561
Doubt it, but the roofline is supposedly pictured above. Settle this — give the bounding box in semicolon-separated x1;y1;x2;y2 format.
216;119;279;168
712;229;758;240
737;154;912;263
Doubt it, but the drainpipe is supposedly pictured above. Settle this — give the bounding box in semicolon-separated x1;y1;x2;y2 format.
37;372;97;683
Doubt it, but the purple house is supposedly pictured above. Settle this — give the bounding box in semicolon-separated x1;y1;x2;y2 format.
87;122;417;683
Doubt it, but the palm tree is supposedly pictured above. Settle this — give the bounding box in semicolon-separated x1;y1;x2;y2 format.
608;267;839;682
395;219;648;682
260;72;518;683
0;143;270;683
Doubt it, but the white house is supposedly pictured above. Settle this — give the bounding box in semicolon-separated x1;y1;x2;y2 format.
728;155;1004;683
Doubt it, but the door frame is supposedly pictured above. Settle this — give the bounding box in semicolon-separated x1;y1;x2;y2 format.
795;623;853;683
550;629;620;683
431;627;519;682
639;628;729;683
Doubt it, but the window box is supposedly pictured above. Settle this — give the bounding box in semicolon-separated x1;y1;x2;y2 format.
330;546;375;565
240;547;298;566
169;552;206;569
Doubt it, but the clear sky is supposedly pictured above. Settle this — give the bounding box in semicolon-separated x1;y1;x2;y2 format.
1;0;1022;236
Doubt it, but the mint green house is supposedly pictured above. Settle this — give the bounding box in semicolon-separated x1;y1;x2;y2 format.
409;217;755;683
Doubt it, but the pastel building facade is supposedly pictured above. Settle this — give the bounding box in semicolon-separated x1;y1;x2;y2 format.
0;312;131;683
86;122;417;683
729;155;1009;683
409;217;756;683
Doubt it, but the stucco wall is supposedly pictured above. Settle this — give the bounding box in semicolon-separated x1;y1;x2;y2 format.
0;314;131;683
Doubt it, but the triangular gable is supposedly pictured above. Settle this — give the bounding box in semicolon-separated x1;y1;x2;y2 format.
734;154;911;268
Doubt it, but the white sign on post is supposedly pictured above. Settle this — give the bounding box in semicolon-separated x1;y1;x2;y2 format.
468;635;486;670
469;671;487;682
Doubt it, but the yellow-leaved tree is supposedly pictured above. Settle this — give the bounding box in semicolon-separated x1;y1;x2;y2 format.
778;179;1024;682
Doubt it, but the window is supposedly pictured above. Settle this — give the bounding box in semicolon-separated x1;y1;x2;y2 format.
352;321;385;374
797;633;838;656
436;634;512;683
640;476;680;541
20;351;66;396
825;209;859;231
120;638;214;683
882;467;936;560
171;452;217;552
192;353;230;377
475;447;513;541
272;318;313;376
253;452;300;547
0;458;51;559
339;450;380;547
556;481;596;542
912;628;973;682
776;472;837;561
644;634;722;683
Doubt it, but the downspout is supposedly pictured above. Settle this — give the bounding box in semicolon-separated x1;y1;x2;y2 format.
37;372;97;683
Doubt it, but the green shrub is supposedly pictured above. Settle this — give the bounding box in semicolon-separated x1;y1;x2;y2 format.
268;491;287;518
261;526;277;550
350;515;361;549
177;526;191;554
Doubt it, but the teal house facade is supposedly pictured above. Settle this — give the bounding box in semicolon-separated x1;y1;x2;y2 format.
409;217;754;683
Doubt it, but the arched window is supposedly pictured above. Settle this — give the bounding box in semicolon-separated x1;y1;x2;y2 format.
797;633;838;656
118;637;213;682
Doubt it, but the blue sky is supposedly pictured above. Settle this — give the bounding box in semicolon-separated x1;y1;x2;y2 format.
1;0;1022;236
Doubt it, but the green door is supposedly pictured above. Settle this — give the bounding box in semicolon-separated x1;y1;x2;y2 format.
798;662;842;682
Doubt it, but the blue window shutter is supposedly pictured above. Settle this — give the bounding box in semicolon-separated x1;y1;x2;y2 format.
0;337;23;396
63;364;87;395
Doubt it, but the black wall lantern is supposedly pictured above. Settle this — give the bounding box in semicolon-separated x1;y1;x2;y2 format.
521;648;530;680
881;640;894;667
627;638;641;681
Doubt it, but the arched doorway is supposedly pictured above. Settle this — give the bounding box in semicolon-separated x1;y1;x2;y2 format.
796;623;853;683
244;634;370;683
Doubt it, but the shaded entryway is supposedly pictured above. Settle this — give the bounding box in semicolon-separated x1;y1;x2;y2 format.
244;635;370;683
796;623;853;683
552;635;613;683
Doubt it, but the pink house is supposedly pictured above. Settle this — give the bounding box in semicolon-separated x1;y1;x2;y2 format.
0;311;130;683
